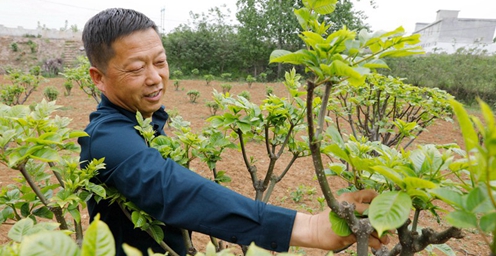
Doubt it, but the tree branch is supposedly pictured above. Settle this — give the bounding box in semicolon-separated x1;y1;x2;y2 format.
19;164;68;230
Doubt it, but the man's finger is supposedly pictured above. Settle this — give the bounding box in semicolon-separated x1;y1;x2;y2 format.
368;236;383;250
354;189;378;203
371;231;391;245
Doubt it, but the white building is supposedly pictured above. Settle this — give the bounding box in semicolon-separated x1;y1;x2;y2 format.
413;10;496;54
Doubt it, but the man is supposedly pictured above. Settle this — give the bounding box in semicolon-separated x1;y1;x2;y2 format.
78;8;388;256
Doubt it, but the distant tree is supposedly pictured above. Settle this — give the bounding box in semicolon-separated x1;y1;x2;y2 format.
327;0;370;32
163;6;243;76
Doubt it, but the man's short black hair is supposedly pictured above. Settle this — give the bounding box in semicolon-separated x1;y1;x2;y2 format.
82;8;159;73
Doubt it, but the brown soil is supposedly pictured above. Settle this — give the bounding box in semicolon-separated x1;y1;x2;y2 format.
0;76;491;255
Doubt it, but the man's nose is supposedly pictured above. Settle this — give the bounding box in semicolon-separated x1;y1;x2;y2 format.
146;65;162;85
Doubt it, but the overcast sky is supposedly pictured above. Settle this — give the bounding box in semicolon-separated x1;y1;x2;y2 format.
0;0;495;34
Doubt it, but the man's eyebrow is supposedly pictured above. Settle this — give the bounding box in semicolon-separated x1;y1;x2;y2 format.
155;48;166;58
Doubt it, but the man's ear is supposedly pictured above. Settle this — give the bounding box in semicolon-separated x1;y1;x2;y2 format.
89;67;106;92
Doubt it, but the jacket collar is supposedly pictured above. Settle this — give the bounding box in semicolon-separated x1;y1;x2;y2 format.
99;94;169;134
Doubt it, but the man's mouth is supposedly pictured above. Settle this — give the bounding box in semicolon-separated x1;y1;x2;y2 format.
145;90;161;98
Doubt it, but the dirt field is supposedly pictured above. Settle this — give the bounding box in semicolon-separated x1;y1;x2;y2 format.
0;76;491;255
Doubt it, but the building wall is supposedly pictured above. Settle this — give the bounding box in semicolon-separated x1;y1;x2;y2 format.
414;10;496;54
439;19;496;44
0;25;82;40
422;41;496;54
0;25;84;74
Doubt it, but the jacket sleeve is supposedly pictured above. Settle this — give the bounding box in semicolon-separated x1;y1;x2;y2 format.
82;116;297;252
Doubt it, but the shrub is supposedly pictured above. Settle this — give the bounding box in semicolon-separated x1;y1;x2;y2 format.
172;70;183;79
220;73;232;81
239;90;251;101
174;80;180;91
0;84;24;105
246;75;256;88
29;65;41;76
205;101;220;116
0;101;106;252
27;40;37;53
220;83;232;94
61;56;100;104
258;72;268;82
328;73;453;149
0;68;44;105
381;52;496;106
10;42;18;52
191;68;199;77
43;86;59;101
186;90;200;103
204;74;214;86
63;81;73;96
265;85;274;96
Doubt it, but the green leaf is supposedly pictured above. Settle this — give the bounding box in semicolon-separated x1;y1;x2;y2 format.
131;211;147;228
379;48;424;58
363;59;389;69
69;130;89;139
30;147;59;162
450;99;478;152
122;244;142;256
327;163;346;176
431;244;456;256
478;99;495;129
305;0;337;15
445;210;478;229
20;231;79;256
33;222;59;232
294;8;312;30
204;241;217;256
68;207;81;224
407;189;431;204
87;183;106;198
322;144;349;162
480;212;496;233
269;50;306;65
8;218;34;242
328;211;352;236
325;125;344;147
8;145;44;167
370;166;404;188
245;242;273;256
148;224;165;244
465;187;493;213
321;60;366;85
81;215;116;256
369;191;412;236
403;177;436;190
32;206;54;219
236;120;253;134
20;203;30;218
429;188;463;208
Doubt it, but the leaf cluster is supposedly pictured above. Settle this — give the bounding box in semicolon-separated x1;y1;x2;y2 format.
438;99;496;253
60;56;100;104
328;73;453;148
0;68;45;106
207;70;310;202
0;100;106;243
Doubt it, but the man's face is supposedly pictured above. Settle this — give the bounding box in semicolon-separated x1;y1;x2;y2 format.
90;28;169;118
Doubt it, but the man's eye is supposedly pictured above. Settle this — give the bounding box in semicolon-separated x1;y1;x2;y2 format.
129;67;144;73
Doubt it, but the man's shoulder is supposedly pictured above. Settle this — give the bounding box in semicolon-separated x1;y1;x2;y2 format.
86;107;135;134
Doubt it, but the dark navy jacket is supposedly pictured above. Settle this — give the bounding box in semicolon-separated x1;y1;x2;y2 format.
78;95;296;256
